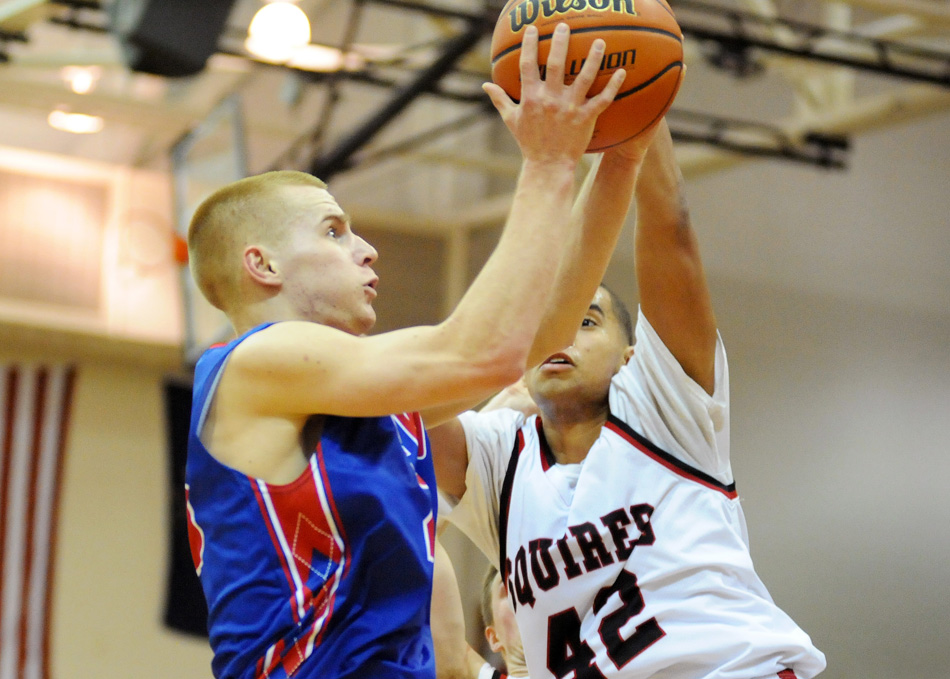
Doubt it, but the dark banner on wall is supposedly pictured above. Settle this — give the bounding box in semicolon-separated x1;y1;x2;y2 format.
162;378;208;637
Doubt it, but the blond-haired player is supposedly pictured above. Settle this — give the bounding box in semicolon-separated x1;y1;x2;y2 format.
184;24;661;679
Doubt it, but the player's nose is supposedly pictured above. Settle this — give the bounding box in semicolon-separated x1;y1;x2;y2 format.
354;235;378;266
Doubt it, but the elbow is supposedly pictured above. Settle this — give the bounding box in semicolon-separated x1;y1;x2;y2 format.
440;318;531;390
485;349;528;389
475;342;530;390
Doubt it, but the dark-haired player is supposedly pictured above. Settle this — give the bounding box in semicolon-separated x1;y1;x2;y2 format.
429;121;827;679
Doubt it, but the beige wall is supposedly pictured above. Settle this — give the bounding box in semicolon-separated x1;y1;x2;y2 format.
710;277;950;679
53;359;212;678
16;271;948;679
2;112;947;679
0;330;212;678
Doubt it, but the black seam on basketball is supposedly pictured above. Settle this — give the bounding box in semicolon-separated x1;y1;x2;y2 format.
651;0;678;21
492;25;682;63
589;65;681;151
613;60;682;99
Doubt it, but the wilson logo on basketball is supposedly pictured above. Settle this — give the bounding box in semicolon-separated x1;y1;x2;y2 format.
506;0;638;34
539;47;636;81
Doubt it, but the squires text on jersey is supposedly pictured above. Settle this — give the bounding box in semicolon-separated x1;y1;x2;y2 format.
505;502;655;610
505;0;638;34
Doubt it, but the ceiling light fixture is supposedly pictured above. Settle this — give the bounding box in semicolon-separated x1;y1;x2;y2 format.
245;2;311;63
48;109;104;134
286;44;368;73
60;66;102;95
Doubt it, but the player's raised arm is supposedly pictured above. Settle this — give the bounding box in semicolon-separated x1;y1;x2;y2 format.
222;25;624;418
523;124;660;369
633;119;718;393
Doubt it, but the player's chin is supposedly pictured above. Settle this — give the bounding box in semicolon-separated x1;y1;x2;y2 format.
356;308;376;334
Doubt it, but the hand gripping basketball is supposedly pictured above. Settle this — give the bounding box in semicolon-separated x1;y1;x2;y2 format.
491;0;685;152
483;23;627;164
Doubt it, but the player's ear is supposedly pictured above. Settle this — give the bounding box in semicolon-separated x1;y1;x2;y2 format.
243;245;281;287
485;625;503;654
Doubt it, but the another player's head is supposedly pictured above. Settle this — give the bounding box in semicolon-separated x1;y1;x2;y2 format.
481;566;526;675
188;170;379;335
526;284;634;409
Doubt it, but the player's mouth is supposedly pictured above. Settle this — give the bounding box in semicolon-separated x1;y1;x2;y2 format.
540;352;574;372
364;276;379;299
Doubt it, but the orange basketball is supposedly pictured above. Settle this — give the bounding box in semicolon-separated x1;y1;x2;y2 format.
490;0;684;152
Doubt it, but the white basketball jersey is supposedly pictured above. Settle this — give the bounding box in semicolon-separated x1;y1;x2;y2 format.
450;311;826;679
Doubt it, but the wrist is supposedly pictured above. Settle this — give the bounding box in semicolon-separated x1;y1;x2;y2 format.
517;158;580;201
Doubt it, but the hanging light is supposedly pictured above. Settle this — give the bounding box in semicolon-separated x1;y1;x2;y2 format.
60;66;102;95
245;2;311;63
47;109;104;134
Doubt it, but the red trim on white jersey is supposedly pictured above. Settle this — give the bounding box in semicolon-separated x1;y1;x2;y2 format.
606;415;738;499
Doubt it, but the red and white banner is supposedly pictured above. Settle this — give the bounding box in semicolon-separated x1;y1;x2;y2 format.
0;364;76;679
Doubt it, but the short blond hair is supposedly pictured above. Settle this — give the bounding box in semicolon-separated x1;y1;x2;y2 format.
187;171;328;311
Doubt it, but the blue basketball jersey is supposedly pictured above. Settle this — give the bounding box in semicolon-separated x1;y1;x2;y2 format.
185;324;438;679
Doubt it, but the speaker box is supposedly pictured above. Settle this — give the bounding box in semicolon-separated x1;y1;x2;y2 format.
110;0;239;77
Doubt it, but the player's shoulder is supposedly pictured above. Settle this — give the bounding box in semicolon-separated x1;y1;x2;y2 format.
221;320;354;380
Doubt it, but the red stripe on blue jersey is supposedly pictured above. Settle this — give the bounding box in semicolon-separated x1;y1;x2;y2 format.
250;480;304;624
251;454;346;660
310;446;347;642
393;412;429;460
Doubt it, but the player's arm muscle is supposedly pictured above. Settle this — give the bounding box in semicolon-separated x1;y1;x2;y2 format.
428;417;469;500
223;321;523;420
525;133;654;369
634;120;718;394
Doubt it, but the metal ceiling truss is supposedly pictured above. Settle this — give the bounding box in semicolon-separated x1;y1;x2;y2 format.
675;0;950;87
11;0;950;174
0;29;27;62
309;16;491;178
667;109;850;168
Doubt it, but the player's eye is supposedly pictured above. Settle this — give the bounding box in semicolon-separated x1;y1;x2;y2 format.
582;317;596;327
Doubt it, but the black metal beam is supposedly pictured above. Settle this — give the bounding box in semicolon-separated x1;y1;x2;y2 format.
674;0;950;88
348;102;494;168
667;109;850;169
364;0;489;23
309;19;489;179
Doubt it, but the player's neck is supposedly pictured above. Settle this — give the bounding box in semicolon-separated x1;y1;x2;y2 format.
231;296;316;335
538;402;608;465
503;646;529;677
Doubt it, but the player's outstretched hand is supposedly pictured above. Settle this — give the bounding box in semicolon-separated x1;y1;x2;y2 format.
483;23;627;165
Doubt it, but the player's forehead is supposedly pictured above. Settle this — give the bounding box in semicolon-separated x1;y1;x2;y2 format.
279;184;347;220
590;286;617;320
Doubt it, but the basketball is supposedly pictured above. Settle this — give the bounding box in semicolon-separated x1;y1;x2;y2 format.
490;0;684;152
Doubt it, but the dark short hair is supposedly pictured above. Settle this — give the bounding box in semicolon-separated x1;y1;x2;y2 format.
600;284;634;345
480;565;499;628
